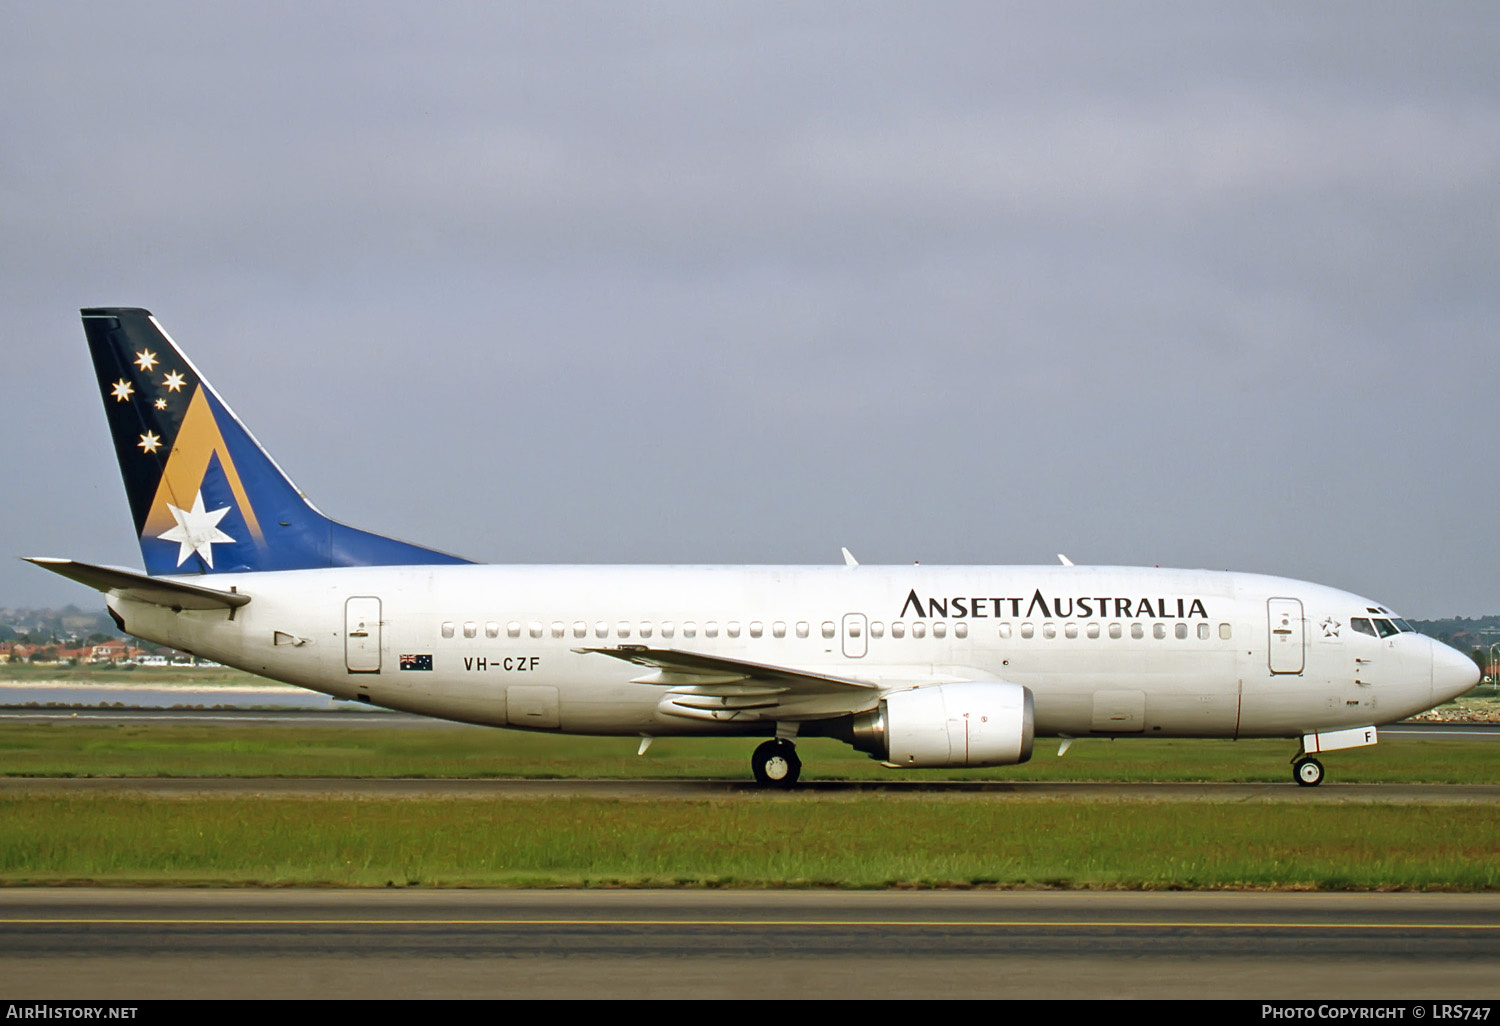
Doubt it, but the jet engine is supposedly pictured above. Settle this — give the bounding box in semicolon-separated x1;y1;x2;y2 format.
850;681;1034;768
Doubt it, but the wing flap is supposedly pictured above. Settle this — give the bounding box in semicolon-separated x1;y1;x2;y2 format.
576;645;875;694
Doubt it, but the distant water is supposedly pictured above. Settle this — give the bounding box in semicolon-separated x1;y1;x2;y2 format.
0;682;376;711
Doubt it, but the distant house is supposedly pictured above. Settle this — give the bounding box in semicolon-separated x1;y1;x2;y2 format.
90;640;130;663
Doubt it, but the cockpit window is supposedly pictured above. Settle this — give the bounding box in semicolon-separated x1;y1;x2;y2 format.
1372;618;1399;638
1350;618;1376;637
1391;618;1415;633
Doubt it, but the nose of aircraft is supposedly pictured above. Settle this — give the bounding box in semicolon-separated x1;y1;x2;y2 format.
1431;639;1481;704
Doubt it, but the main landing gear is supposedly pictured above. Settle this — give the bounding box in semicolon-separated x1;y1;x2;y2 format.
751;738;801;788
1293;756;1324;787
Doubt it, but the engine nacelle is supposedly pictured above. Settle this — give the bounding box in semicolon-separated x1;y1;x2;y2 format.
850;682;1034;768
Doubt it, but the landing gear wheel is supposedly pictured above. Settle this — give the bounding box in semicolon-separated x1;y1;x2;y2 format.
1294;757;1324;787
751;739;801;788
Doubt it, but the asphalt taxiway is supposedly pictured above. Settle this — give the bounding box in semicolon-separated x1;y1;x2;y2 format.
3;889;1497;999
2;775;1499;803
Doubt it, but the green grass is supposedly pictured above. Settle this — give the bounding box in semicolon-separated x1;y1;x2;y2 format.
1;795;1494;889
0;663;276;687
1;722;1497;782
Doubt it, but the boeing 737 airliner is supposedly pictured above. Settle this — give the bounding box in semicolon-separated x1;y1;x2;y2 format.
29;308;1479;786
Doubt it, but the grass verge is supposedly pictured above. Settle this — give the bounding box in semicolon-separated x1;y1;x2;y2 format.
1;795;1495;889
1;722;1497;782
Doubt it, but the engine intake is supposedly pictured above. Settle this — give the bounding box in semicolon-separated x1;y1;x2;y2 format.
851;681;1034;768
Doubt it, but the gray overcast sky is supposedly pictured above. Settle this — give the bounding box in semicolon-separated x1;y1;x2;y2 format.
3;2;1497;616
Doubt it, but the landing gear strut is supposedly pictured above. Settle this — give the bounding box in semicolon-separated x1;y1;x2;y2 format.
1293;756;1324;787
751;738;801;788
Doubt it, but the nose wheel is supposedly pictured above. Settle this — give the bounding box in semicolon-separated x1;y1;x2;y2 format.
751;739;801;788
1293;757;1324;787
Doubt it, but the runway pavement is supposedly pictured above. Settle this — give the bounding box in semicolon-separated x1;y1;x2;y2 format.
2;775;1498;802
2;889;1497;999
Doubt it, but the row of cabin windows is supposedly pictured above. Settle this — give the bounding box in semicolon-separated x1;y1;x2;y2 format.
1000;621;1232;641
436;618;1233;642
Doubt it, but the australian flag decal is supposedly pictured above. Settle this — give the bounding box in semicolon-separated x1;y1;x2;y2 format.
400;654;433;672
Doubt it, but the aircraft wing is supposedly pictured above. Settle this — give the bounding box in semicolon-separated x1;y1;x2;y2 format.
576;645;877;722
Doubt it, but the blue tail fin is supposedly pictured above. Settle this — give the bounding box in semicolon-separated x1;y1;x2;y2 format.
82;308;473;575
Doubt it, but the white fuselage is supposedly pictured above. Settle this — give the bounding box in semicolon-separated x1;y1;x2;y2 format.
109;563;1475;742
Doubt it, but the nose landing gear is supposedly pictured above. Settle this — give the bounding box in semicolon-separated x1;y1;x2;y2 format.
1293;757;1324;787
751;738;801;788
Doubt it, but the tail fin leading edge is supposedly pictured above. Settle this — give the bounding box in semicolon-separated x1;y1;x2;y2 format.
82;307;473;576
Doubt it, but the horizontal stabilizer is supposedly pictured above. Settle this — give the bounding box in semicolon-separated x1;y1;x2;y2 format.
25;558;250;611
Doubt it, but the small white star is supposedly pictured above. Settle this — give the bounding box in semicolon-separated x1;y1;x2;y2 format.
135;349;158;372
110;379;134;402
138;431;161;454
162;370;186;392
157;489;235;568
154;398;168;410
1321;617;1341;638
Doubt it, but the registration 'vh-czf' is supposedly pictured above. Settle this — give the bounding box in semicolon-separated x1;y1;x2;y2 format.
30;309;1479;787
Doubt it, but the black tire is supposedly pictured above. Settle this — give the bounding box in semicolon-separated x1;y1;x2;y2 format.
751;739;801;788
1294;757;1324;787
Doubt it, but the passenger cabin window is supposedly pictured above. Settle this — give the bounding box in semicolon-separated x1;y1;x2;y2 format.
727;622;741;638
1108;623;1122;639
870;622;885;639
617;621;631;638
749;622;763;639
595;621;609;639
661;622;675;639
1153;624;1166;640
1219;623;1232;640
1175;623;1188;640
573;622;587;639
1042;623;1056;639
1198;623;1210;640
932;622;946;639
1131;623;1144;640
772;622;786;639
705;622;719;638
551;622;565;639
998;623;1013;639
638;622;653;639
795;622;809;639
954;623;967;639
441;622;455;639
1086;624;1100;639
683;622;697;638
463;621;477;639
529;622;544;639
891;622;906;639
508;622;521;639
485;622;500;639
1064;623;1078;639
846;621;861;638
1020;623;1034;639
912;622;927;639
821;622;835;639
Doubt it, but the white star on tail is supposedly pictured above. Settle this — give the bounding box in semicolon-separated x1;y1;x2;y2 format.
110;379;134;402
157;490;235;568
